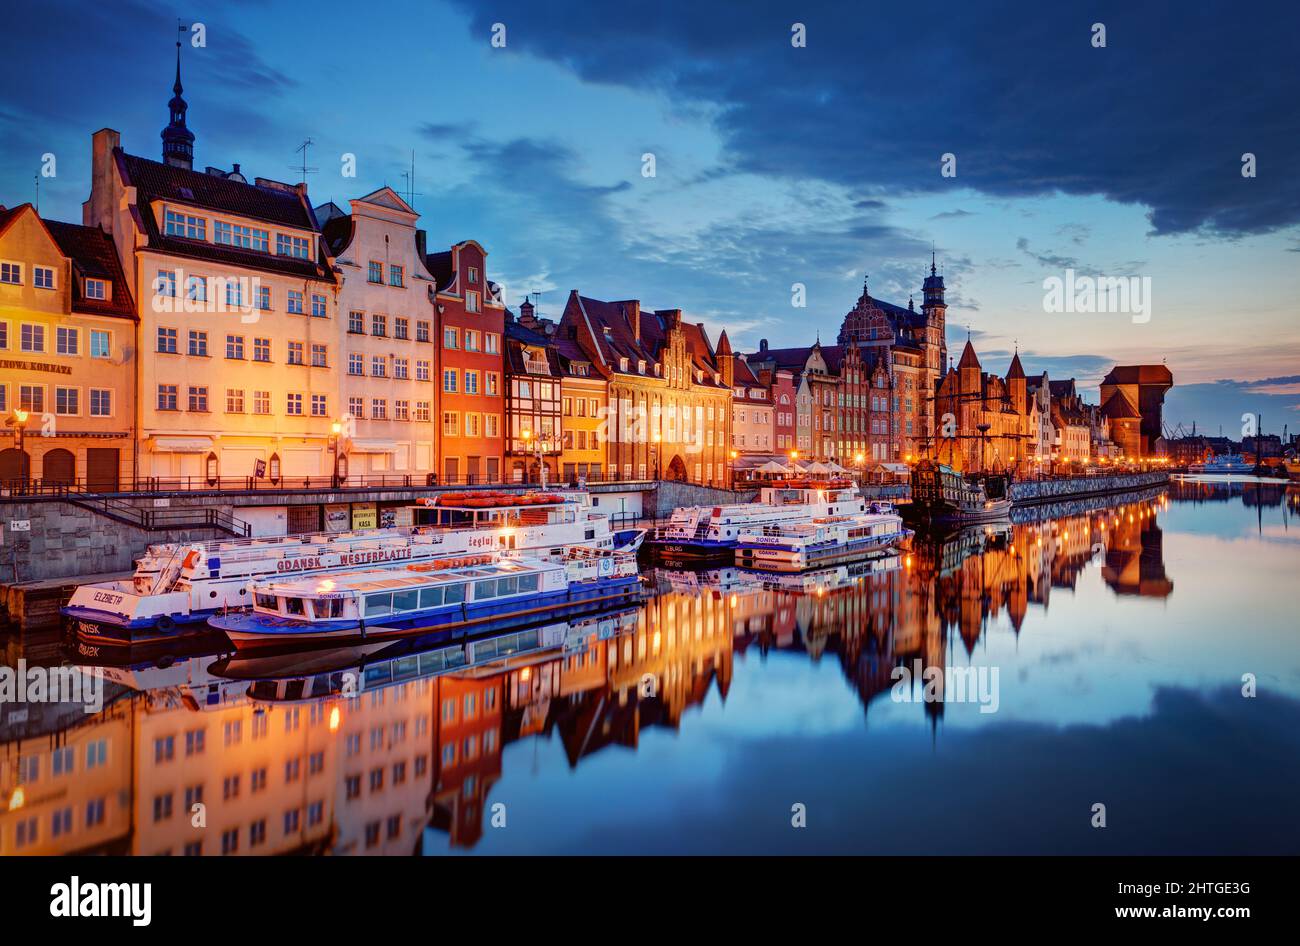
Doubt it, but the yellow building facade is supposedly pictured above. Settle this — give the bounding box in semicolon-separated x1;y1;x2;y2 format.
83;123;341;485
0;203;136;489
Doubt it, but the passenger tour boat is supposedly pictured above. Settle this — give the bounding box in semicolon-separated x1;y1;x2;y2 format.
733;503;912;572
63;491;643;648
208;548;642;651
648;480;870;562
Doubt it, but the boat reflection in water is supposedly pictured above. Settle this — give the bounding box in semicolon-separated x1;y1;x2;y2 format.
3;491;1183;855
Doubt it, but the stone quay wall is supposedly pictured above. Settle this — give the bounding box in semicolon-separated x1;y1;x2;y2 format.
1009;471;1169;504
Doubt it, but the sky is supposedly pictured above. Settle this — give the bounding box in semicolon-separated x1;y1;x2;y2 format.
2;0;1298;438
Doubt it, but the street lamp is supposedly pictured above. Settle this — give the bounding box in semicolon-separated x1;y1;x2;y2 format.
5;409;29;488
522;429;550;488
729;449;739;487
329;420;343;489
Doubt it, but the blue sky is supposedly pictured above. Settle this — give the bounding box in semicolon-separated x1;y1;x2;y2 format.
2;0;1298;438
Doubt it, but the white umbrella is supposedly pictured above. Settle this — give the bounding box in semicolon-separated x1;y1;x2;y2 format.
804;461;832;475
825;461;849;473
756;460;789;474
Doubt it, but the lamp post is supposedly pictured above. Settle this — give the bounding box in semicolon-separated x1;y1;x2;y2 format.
5;409;29;489
329;420;343;489
729;449;739;488
522;429;549;488
853;451;865;484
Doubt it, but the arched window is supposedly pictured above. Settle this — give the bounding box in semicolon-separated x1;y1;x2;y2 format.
205;451;218;486
268;452;281;484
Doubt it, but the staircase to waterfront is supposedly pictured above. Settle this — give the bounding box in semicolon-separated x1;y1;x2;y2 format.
64;492;251;538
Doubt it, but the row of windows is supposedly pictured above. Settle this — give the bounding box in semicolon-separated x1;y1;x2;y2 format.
0;261;106;298
155;385;328;417
441;368;500;395
0;322;113;357
345;398;432;422
366;261;405;287
10;740;108;786
562;397;602;417
347;311;429;340
163;209;313;261
440;411;502;439
8;798;109;849
440;325;498;352
0;383;113;417
346;353;434;381
156;270;327;316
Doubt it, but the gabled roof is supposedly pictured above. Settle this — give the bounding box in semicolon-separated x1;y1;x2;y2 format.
0;204;135;319
43;220;137;319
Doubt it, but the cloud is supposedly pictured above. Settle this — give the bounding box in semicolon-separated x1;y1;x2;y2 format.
931;209;975;220
445;0;1300;237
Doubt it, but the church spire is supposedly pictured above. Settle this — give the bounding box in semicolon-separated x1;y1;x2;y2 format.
162;34;195;170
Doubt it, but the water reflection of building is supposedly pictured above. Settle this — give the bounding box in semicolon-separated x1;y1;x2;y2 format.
3;493;1177;855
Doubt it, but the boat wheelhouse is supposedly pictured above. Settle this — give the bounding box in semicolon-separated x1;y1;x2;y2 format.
63;491;644;648
734;504;911;572
648;480;869;561
209;548;642;651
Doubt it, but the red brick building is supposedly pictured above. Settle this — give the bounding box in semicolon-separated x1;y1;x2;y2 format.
426;240;505;483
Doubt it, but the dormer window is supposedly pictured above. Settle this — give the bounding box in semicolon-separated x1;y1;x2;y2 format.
638;360;646;374
468;266;479;284
84;278;108;300
164;210;206;240
619;357;629;372
276;234;311;259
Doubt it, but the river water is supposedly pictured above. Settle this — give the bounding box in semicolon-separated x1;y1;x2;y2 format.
2;479;1297;855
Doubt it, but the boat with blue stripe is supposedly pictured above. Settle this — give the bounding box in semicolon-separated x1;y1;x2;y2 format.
209;549;642;651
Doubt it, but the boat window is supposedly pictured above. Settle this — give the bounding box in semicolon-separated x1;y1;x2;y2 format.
315;598;344;619
519;573;540;593
392;589;420;612
444;583;467;604
498;576;520;596
474;580;497;599
285;597;305;616
364;593;393;617
419;586;444;608
255;593;279;611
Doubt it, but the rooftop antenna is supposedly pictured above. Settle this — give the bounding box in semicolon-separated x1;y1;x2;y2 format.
399;149;421;209
33;171;39;214
291;138;318;186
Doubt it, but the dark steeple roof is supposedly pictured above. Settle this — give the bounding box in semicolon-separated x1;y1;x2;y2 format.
1007;350;1026;380
957;338;981;370
162;41;194;170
